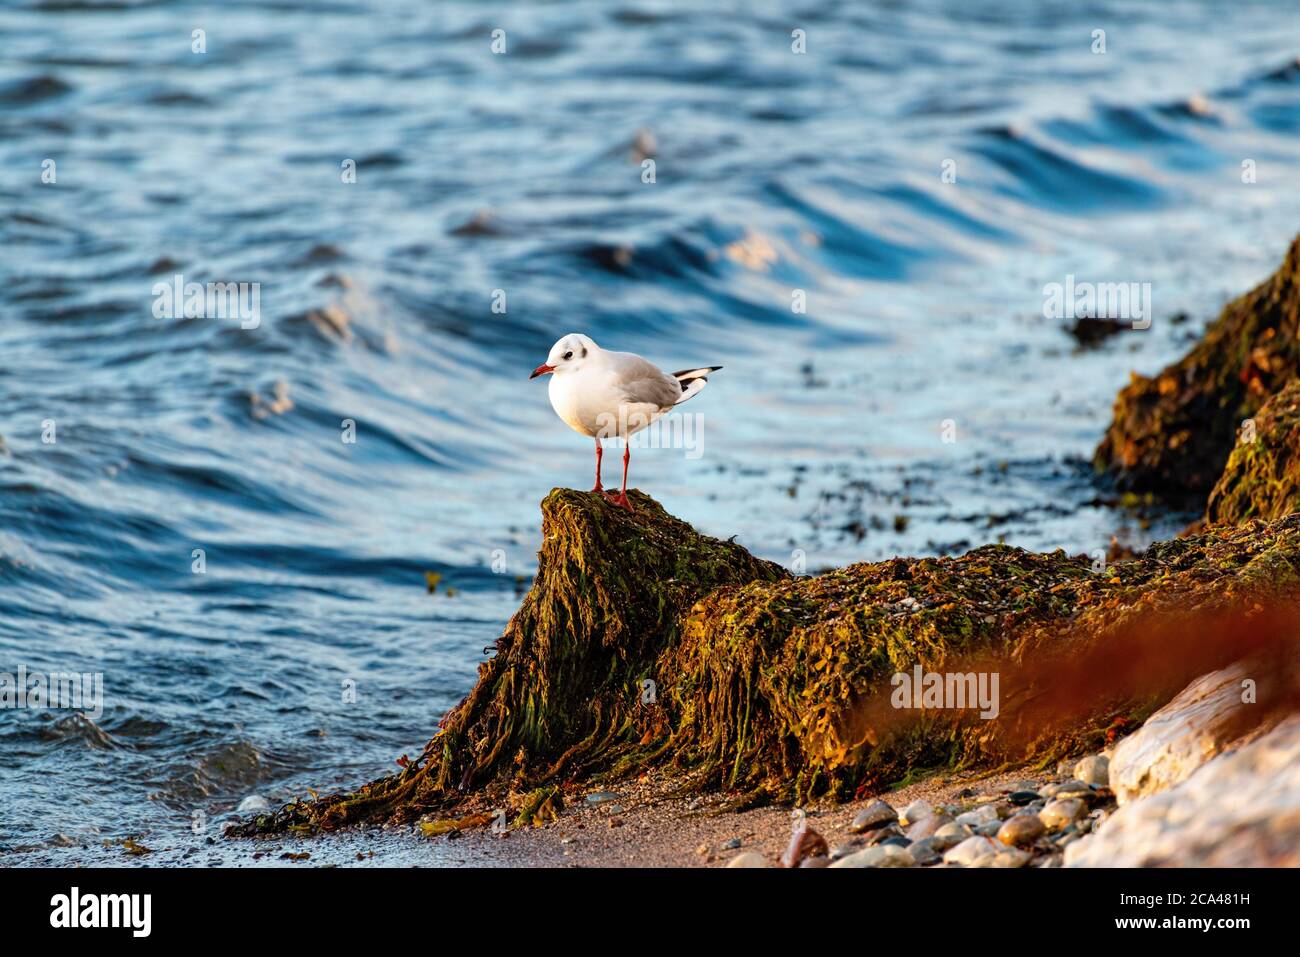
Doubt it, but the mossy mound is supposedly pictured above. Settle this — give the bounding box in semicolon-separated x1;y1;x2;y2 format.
231;488;786;834
1095;235;1300;498
1206;380;1300;525
230;492;1300;836
660;515;1300;803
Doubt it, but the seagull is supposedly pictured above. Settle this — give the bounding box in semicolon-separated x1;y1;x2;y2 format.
530;333;720;510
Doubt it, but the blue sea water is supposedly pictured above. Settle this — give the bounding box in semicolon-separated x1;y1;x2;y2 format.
2;0;1300;864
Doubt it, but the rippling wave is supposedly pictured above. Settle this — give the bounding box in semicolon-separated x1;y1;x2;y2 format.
3;0;1299;863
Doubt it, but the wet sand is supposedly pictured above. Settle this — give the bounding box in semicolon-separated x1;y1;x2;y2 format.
216;767;1044;868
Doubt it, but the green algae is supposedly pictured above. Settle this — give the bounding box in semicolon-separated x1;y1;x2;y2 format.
1206;379;1300;525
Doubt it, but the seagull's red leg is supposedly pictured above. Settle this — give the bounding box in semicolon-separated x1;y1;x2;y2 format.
608;444;633;511
590;437;605;494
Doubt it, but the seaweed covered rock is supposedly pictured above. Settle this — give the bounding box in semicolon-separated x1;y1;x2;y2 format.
231;493;1300;836
661;516;1300;802
232;488;785;833
1096;235;1300;498
1205;379;1300;525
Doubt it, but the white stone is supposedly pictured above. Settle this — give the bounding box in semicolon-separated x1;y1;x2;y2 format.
942;835;999;867
954;804;999;827
899;799;933;826
1109;661;1257;803
1073;754;1110;787
828;843;915;868
1067;715;1300;867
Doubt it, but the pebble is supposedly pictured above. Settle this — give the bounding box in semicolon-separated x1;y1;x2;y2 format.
830;842;860;861
780;825;829;868
943;835;1000;867
800;855;830;868
975;821;1003;837
1040;798;1086;831
720;837;742;850
1074;754;1110;787
998;813;1046;846
899;799;933;826
880;835;912;848
985;847;1031;868
237;795;271;813
725;852;768;868
1053;824;1080;844
850;799;899;833
905;812;954;841
863;824;905;846
1042;780;1089;799
930;822;973;851
1008;790;1040;806
828;843;915;868
585;791;623;805
907;838;941;865
955;804;999;827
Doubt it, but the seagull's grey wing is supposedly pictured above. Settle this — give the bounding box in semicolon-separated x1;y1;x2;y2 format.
613;354;682;410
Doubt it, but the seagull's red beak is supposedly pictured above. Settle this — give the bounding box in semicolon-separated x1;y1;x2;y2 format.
529;363;555;379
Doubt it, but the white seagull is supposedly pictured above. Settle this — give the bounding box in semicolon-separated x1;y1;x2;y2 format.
530;333;720;510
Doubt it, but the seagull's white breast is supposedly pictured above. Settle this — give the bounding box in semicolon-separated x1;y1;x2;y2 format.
548;370;600;436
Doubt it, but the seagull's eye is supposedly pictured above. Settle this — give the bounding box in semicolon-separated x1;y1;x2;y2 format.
563;351;573;360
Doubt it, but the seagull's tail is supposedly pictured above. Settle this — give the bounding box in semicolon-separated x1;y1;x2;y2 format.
671;366;722;405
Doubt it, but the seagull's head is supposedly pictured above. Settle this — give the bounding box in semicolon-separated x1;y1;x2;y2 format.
531;333;597;379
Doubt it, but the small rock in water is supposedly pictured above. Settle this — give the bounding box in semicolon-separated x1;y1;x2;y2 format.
726;851;768;868
1074;754;1110;787
1040;798;1086;831
955;804;999;827
237;795;271;813
943;835;1000;867
829;843;915;868
850;799;898;833
899;799;933;826
998;814;1046;846
1008;790;1041;806
930;822;973;851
